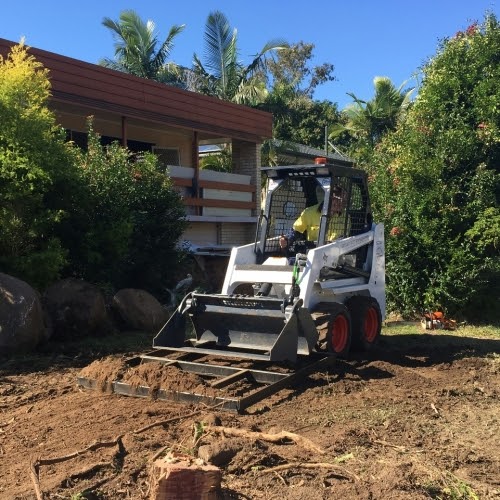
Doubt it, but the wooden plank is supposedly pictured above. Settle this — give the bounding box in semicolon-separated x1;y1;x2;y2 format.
210;369;250;388
36;52;271;122
171;177;193;187
7;43;272;137
183;198;256;209
203;189;252;202
170;178;256;193
52;91;267;143
199;180;255;192
50;79;258;131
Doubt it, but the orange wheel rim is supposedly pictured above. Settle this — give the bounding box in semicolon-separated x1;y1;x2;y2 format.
364;307;379;342
331;315;348;352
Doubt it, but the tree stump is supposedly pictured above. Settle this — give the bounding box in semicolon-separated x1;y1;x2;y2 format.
149;453;222;500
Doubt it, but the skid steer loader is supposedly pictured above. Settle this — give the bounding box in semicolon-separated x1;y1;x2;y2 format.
78;158;386;411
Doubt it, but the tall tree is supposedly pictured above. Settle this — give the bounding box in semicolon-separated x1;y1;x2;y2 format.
100;10;185;85
260;42;343;157
331;77;414;151
189;11;288;105
266;41;335;99
370;14;500;322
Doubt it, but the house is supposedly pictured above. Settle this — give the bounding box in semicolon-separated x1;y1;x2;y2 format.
270;139;351;165
0;38;273;260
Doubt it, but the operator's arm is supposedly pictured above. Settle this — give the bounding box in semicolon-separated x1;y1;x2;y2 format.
279;228;304;249
279;207;312;249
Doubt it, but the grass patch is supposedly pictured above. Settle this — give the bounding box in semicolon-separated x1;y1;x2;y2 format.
382;322;500;340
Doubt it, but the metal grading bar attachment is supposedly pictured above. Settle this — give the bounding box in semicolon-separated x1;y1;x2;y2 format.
77;349;336;413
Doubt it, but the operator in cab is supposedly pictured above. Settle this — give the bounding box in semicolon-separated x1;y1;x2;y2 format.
279;184;347;252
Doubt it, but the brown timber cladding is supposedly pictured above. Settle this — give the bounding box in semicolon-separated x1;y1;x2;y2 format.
172;178;256;211
0;38;273;143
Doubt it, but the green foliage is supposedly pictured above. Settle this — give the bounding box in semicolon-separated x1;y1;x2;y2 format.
100;10;185;86
67;121;189;294
190;11;288;105
0;44;188;294
261;43;343;151
370;14;500;322
330;76;414;166
266;42;335;99
0;44;74;288
199;146;232;172
266;90;342;150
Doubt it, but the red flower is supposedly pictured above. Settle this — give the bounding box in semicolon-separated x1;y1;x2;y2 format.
390;226;402;236
466;23;478;36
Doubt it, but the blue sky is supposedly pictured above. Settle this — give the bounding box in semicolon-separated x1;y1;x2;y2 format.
2;1;498;108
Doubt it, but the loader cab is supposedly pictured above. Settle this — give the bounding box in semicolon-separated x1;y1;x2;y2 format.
255;162;372;266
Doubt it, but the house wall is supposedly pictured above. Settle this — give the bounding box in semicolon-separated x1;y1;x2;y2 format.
228;140;262;242
0;38;273;254
56;111;194;166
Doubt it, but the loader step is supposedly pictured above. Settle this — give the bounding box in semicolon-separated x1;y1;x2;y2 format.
77;351;335;413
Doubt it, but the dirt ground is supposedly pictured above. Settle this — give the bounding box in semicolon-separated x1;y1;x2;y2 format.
1;325;499;499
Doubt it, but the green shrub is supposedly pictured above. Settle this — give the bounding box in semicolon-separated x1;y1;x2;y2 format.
0;43;75;288
66;121;188;294
370;14;500;322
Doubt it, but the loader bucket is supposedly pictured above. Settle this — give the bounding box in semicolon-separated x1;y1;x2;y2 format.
153;292;317;363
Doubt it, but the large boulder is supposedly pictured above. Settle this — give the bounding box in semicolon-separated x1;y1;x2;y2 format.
112;288;169;333
0;273;47;354
43;279;111;339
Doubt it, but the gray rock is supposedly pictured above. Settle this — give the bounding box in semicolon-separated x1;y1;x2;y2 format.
112;288;169;333
43;279;111;339
0;273;46;354
197;438;241;467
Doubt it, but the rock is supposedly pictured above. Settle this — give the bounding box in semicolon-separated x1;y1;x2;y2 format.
112;288;169;333
0;273;47;354
197;438;242;467
201;414;222;427
43;279;110;339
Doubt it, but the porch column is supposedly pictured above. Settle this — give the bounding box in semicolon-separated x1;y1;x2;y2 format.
121;116;127;147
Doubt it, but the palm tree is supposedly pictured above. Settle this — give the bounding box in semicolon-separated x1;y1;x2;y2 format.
331;76;414;146
100;10;185;85
189;11;288;105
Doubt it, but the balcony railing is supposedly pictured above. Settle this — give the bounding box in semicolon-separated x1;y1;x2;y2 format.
167;166;257;219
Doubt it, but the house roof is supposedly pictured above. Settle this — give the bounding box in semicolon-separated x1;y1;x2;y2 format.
272;139;352;163
0;38;273;144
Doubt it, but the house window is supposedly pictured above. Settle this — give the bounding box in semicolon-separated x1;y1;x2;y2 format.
66;130;88;149
101;136;153;153
65;130;153;153
153;147;181;167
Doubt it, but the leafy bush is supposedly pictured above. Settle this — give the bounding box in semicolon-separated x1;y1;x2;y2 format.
0;43;76;288
0;44;188;295
66;121;188;294
370;14;500;322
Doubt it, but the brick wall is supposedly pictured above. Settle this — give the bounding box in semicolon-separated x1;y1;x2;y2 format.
226;140;262;244
232;140;261;215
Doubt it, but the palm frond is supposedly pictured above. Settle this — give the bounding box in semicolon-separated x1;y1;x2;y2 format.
203;11;237;78
245;39;289;76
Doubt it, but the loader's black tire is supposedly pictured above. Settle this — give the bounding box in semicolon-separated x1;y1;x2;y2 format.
346;296;382;352
312;303;351;357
